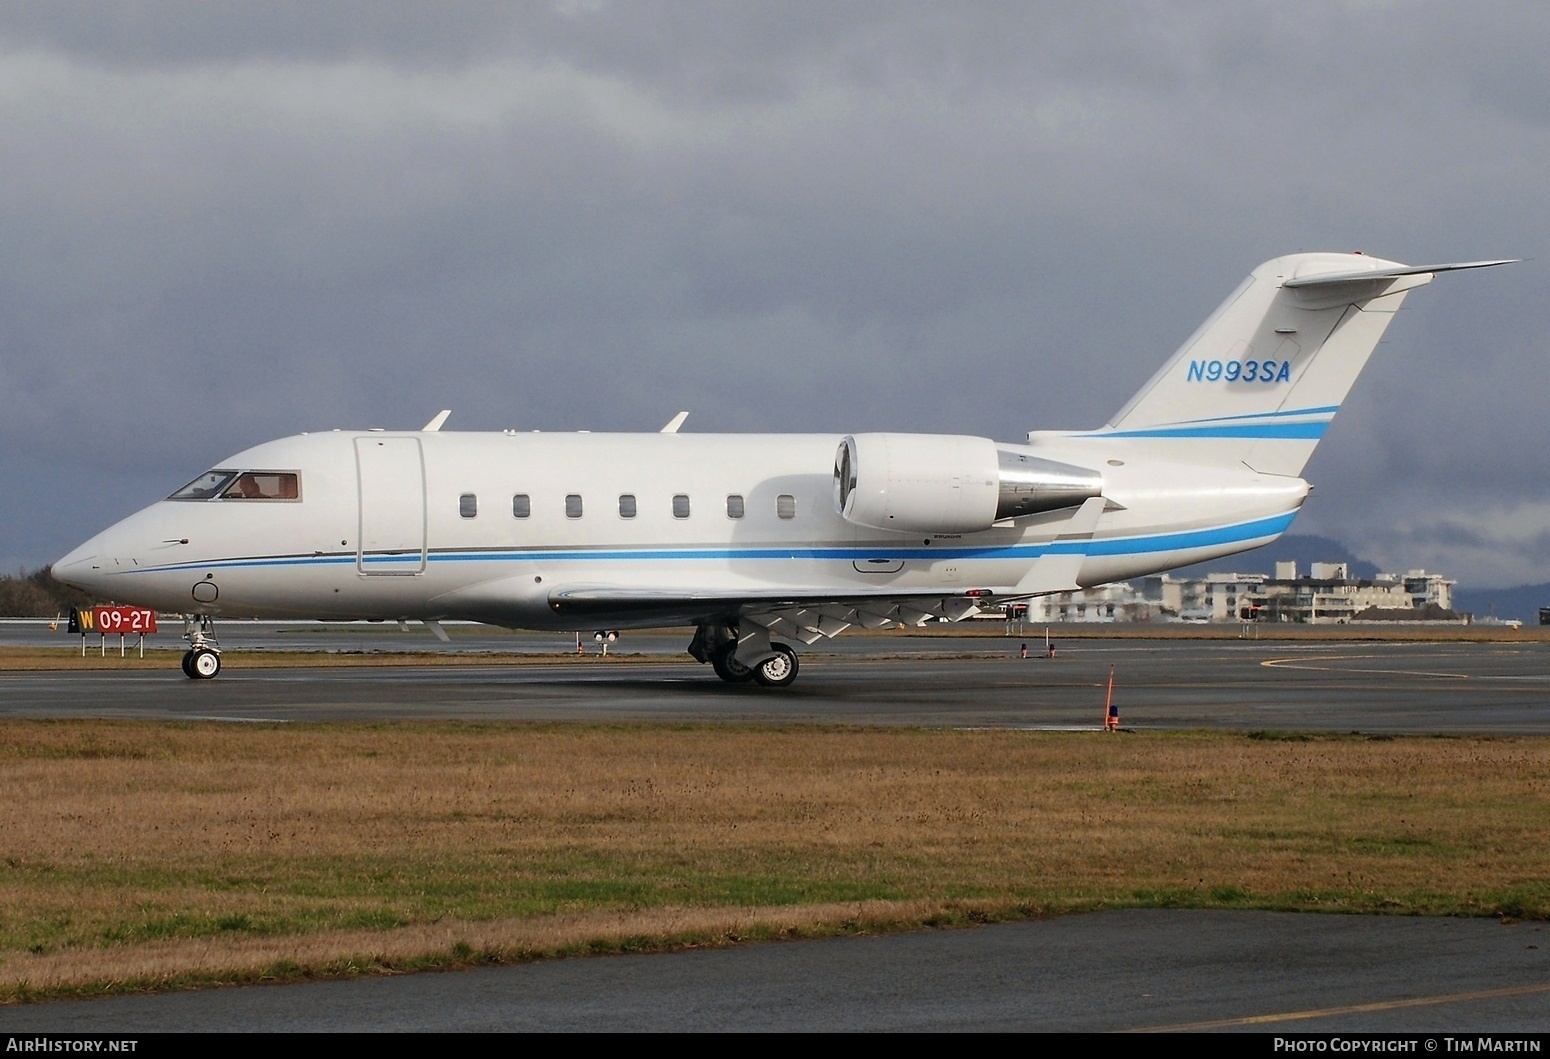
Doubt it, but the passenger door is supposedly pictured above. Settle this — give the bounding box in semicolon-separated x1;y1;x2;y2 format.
355;436;426;574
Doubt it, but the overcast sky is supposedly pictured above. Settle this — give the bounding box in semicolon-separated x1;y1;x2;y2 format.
1;2;1546;588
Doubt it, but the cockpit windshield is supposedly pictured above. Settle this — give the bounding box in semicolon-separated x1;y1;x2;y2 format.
169;470;238;500
168;470;300;501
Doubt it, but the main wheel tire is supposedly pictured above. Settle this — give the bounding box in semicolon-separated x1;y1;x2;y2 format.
710;644;754;683
180;650;195;678
753;643;799;688
189;648;221;679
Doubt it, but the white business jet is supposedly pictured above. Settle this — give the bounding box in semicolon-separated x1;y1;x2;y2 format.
53;252;1512;684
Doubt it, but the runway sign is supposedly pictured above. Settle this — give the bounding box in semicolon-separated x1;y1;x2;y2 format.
69;606;158;635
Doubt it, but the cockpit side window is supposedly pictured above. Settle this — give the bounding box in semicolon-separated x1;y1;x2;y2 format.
169;470;238;500
220;471;301;500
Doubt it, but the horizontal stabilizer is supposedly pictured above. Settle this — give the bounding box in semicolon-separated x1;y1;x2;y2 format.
1282;259;1517;288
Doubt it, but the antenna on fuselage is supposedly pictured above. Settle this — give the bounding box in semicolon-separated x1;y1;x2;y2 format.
422;410;452;432
660;411;689;434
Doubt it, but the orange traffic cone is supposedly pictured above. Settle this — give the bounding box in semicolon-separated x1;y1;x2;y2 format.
1103;665;1119;731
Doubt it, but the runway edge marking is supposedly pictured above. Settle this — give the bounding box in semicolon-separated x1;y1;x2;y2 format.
1262;654;1470;679
1132;980;1550;1032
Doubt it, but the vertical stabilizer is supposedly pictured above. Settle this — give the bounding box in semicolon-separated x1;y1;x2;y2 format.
1093;253;1499;476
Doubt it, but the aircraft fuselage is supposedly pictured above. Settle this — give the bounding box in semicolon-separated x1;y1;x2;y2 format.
53;429;1304;629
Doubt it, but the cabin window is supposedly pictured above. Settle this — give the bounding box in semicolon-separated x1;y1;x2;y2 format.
726;494;745;519
776;494;796;519
566;494;583;519
673;494;690;519
216;471;300;501
512;494;530;518
169;470;237;500
619;494;637;519
459;494;477;519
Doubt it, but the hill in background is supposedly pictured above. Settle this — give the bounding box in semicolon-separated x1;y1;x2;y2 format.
1451;584;1550;625
1163;534;1382;581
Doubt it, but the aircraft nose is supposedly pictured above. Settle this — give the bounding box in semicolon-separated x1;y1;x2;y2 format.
51;539;105;592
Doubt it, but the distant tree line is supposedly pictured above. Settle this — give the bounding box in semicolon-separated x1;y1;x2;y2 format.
0;568;96;618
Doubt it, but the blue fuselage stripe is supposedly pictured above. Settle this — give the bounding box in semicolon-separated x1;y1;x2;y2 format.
120;511;1300;575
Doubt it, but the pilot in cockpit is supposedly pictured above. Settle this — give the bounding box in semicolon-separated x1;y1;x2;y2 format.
230;474;266;499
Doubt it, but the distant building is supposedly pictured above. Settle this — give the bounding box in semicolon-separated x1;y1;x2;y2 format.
1401;570;1454;610
1011;563;1458;624
1021;581;1159;623
1241;567;1456;624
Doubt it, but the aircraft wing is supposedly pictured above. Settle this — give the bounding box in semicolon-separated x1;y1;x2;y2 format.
547;585;990;643
545;495;1108;641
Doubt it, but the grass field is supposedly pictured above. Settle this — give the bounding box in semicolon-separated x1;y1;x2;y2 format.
0;720;1545;1001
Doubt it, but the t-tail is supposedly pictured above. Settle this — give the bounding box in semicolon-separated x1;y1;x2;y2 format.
1087;252;1515;476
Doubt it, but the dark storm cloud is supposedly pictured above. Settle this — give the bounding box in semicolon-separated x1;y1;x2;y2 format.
0;2;1545;586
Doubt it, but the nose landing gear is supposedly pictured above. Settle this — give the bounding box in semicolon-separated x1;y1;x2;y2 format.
180;615;222;680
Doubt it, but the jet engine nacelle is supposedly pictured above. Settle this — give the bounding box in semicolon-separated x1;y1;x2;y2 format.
834;433;1104;535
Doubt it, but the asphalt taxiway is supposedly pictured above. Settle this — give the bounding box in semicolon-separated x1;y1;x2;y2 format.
1;910;1544;1032
3;623;1549;731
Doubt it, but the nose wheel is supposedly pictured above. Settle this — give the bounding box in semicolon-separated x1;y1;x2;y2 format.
180;615;222;679
181;647;222;680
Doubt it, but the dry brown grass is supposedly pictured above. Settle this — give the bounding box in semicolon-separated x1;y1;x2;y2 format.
0;721;1545;999
0;898;1014;996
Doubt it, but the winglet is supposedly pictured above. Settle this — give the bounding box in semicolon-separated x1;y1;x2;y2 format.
422;410;452;432
660;411;689;434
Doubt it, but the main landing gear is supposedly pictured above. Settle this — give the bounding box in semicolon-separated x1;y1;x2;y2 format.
180;615;221;680
689;624;800;688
